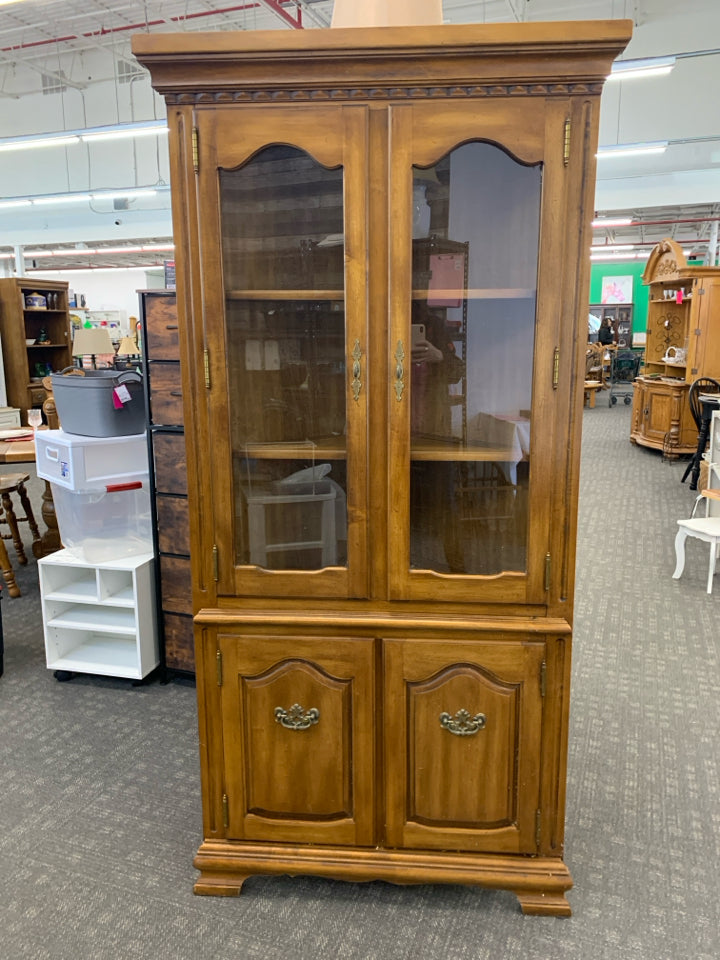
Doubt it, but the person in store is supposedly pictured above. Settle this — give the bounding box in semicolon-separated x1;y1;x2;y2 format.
598;316;615;345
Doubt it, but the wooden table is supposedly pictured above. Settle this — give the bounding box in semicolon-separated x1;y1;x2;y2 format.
0;436;61;595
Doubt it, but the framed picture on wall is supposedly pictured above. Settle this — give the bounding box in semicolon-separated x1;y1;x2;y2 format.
601;275;633;304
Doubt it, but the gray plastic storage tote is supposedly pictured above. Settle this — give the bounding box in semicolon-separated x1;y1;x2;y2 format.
51;368;146;437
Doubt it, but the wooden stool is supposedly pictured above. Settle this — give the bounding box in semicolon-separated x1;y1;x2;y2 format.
0;472;42;577
584;380;602;408
0;536;20;598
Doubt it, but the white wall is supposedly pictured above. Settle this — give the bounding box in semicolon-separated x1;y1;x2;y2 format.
29;268;166;325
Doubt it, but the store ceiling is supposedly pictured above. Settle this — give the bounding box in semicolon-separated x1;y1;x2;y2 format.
1;0;719;269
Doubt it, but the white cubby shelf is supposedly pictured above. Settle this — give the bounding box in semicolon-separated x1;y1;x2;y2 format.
38;549;159;680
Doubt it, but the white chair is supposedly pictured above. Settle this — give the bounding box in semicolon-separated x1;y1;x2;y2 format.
673;489;720;594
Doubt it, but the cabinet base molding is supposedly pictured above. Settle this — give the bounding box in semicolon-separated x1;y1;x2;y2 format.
193;841;572;916
629;430;695;458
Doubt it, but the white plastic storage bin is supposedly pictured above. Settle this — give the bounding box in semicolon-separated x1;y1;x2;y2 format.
51;479;152;563
35;429;148;491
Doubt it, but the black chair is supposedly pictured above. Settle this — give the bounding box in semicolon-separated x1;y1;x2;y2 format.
681;377;720;488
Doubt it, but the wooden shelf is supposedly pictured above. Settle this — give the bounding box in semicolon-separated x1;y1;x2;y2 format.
412;287;535;300
0;277;72;421
234;438;517;463
227;289;344;301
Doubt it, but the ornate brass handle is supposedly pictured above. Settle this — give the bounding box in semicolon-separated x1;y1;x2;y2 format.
351;339;362;402
275;703;320;731
439;709;487;736
394;340;405;401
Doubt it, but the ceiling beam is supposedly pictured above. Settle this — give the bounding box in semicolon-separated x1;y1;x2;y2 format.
254;0;303;29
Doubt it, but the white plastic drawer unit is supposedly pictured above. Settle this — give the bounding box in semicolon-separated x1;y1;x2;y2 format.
35;428;148;491
38;549;159;680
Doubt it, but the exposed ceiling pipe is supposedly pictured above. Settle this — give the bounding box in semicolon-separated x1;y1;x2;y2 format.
0;3;274;55
615;217;720;228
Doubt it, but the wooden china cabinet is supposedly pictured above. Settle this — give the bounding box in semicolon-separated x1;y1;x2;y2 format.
631;238;720;456
133;20;630;916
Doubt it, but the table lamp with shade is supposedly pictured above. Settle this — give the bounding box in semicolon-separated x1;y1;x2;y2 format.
72;326;116;369
115;334;141;370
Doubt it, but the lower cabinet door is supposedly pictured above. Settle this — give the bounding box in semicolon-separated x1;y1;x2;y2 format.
219;633;375;846
384;637;545;854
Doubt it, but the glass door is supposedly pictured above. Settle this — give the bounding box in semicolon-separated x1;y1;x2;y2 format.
196;106;369;599
388;100;559;604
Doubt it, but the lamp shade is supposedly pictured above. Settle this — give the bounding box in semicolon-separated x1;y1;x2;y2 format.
117;335;140;356
72;326;115;356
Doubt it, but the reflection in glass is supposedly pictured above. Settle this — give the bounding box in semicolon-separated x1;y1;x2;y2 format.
410;143;542;576
219;146;347;570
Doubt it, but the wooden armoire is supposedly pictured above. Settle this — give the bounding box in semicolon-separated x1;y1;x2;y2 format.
631;238;720;457
133;20;630;916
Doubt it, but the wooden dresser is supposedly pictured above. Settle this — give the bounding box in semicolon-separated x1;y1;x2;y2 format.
134;19;631;916
139;290;194;675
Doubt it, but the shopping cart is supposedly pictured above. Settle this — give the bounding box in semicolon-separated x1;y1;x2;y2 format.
608;349;641;406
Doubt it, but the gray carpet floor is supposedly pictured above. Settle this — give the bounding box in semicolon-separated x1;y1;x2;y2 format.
1;401;718;959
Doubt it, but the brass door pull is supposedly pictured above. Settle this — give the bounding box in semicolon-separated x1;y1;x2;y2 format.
351;339;362;401
394;340;405;401
275;704;320;731
439;709;487;736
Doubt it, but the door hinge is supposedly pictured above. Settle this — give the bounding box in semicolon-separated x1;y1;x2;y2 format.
222;792;229;829
192;126;199;173
544;553;552;592
212;543;219;581
563;118;571;166
216;648;223;686
540;660;547;698
552;347;559;389
204;348;211;389
536;809;542;847
697;288;705;296
694;329;702;336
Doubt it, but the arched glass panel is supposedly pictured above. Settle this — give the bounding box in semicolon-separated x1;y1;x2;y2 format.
409;142;542;576
220;146;347;571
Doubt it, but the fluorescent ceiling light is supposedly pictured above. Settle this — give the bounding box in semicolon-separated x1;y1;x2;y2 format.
590;250;650;261
0;185;168;208
33;194;91;205
0;120;168;154
21;243;174;258
592;217;633;228
25;248;96;257
27;265;165;275
91;189;158;201
591;244;634;253
0;135;80;153
81;125;168;144
597;141;668;159
607;56;676;81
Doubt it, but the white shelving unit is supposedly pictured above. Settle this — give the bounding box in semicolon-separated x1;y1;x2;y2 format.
38;549;159;680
